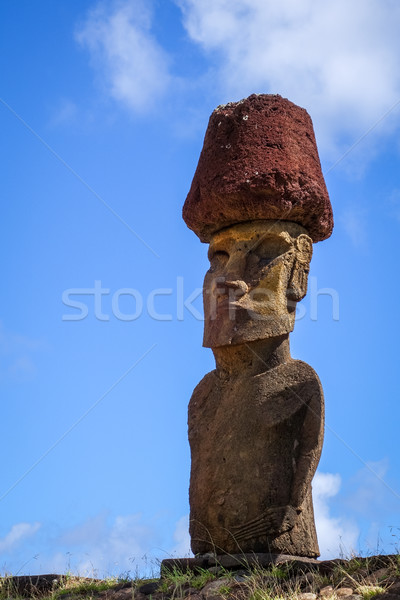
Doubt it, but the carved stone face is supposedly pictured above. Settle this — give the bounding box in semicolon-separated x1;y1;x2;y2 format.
203;220;313;348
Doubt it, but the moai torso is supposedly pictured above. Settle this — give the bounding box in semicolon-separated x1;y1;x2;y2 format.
189;358;324;556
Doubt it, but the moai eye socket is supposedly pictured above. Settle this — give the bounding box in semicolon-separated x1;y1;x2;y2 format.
247;236;292;270
208;249;229;272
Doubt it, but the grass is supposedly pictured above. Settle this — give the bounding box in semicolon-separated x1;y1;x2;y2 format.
1;553;399;600
0;574;132;600
357;585;386;600
158;565;220;600
158;566;192;591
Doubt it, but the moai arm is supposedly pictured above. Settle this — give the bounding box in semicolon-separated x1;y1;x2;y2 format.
289;366;324;512
230;361;324;547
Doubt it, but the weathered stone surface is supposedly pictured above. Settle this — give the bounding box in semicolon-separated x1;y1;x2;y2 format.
203;221;312;348
336;588;356;597
96;588;141;600
183;94;333;243
161;553;323;574
2;574;68;596
138;582;160;595
188;220;323;556
189;350;324;556
319;586;335;597
202;578;232;597
298;572;318;589
184;95;330;559
365;569;391;584
184;588;202;598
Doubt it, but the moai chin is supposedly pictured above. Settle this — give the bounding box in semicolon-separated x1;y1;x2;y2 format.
183;94;333;558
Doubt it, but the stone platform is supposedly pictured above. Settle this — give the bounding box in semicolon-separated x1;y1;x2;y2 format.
161;552;348;575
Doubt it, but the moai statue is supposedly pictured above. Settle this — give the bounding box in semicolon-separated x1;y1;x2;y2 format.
183;95;333;558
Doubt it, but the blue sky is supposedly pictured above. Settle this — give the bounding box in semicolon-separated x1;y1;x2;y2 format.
1;0;400;578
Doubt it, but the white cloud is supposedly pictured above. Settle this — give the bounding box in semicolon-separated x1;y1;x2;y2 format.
344;459;398;519
177;0;400;156
0;512;190;577
168;514;192;558
332;459;400;554
0;322;45;380
388;189;400;222
0;322;44;355
49;100;79;127
43;512;190;578
58;513;157;577
0;522;41;553
313;471;359;558
340;206;368;249
76;0;171;113
59;512;108;547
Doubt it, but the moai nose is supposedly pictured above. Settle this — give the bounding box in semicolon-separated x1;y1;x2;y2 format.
223;253;247;283
224;280;249;297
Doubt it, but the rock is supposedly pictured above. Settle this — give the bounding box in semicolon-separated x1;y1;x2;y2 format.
297;571;318;592
372;595;400;600
202;578;231;597
297;572;317;591
299;572;317;583
319;586;335;597
367;556;398;571
138;581;160;595
184;592;203;600
317;560;349;576
184;587;201;597
297;593;317;600
183;94;333;243
97;588;139;600
226;581;249;598
389;584;400;594
207;567;223;576
353;569;369;580
233;573;247;582
145;594;168;600
337;578;358;590
1;574;64;596
365;569;391;584
336;588;355;597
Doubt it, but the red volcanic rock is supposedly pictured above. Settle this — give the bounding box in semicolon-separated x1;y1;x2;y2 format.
183;94;333;243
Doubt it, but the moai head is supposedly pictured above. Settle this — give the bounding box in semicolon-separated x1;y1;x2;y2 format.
183;94;333;347
203;220;313;347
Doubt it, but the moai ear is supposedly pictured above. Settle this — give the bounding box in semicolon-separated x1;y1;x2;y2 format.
287;234;313;303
